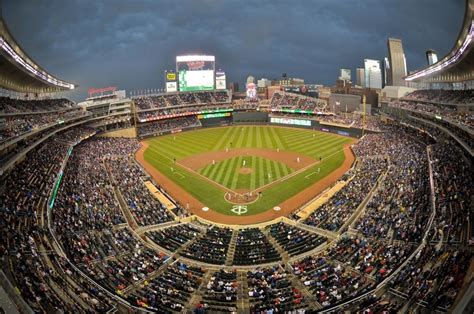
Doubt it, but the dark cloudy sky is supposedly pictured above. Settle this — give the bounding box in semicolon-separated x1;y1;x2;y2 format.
3;0;465;101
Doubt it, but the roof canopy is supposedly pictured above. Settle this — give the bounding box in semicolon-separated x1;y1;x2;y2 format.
0;16;76;93
405;0;474;84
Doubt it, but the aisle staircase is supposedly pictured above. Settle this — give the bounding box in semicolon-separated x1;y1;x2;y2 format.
225;229;239;266
263;229;288;263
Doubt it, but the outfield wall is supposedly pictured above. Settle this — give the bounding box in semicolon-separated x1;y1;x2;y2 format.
199;116;232;127
233;111;269;123
137;112;380;140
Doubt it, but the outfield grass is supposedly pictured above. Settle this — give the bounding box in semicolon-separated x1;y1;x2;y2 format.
143;126;353;216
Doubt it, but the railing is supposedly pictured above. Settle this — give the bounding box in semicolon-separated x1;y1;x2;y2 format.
0;270;34;314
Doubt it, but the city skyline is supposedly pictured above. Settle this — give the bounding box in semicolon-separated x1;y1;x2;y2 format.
3;0;464;100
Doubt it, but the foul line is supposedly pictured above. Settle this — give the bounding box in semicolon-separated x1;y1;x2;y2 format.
145;145;351;197
305;172;317;179
173;172;185;179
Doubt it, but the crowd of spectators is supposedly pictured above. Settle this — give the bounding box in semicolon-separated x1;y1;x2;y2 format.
1;138;71;312
291;256;372;307
78;229;168;294
317;114;384;132
402;89;474;105
316;114;353;125
198;269;239;312
388;245;472;311
233;228;280;265
107;155;174;226
138;116;201;136
181;226;232;265
429;142;473;244
326;236;415;281
0;128;123;312
135;91;231;111
0;108;88;143
50;136;177;307
59;126;96;145
352;127;432;243
53;138;139;238
61;227;135;265
270;92;327;113
268;222;326;256
146;224;201;252
0;97;75;113
128;261;205;311
390;100;473;129
304;156;386;231
137;104;233;122
269;111;384;132
247;266;306;313
232;99;260;110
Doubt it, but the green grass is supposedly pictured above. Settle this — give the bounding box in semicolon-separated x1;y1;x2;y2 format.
198;156;293;190
143;125;353;216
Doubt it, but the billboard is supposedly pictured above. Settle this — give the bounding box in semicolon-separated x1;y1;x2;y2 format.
177;55;215;91
246;82;257;99
165;71;177;82
197;112;231;119
165;70;178;93
216;71;226;90
166;82;177;93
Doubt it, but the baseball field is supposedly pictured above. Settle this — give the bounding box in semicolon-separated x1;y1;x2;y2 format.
136;125;355;222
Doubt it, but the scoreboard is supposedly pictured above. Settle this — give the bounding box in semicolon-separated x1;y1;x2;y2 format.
176;55;215;91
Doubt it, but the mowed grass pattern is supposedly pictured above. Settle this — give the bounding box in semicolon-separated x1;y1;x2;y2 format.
143;126;354;216
199;156;293;190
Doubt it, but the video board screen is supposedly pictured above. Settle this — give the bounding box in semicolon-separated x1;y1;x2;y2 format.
270;117;311;126
197;112;231;119
177;55;215;91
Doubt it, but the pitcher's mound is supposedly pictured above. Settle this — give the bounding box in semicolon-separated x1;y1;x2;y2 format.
238;167;254;175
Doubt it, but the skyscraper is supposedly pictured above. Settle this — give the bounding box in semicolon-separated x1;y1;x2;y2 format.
426;49;438;65
383;57;391;87
364;59;382;89
339;68;351;81
356;68;365;87
387;38;407;86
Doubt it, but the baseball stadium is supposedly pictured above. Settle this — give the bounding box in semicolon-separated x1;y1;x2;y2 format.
0;1;473;314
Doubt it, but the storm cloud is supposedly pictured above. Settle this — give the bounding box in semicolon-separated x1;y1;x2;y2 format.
3;0;464;100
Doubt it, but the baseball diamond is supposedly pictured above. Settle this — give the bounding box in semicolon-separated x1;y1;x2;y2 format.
138;125;355;220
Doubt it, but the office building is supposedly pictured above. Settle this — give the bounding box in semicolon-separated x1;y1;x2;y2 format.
383;57;391;87
339;68;351;81
426;49;438;65
356;68;365;87
387;38;407;86
364;59;382;89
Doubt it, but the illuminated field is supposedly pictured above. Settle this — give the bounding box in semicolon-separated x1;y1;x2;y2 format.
142;126;353;216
